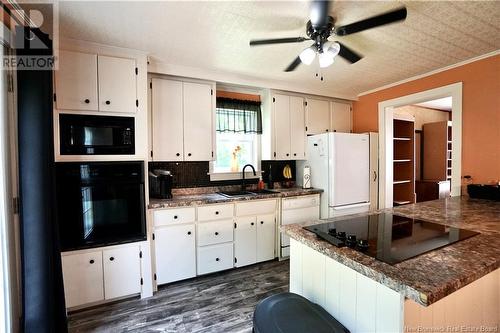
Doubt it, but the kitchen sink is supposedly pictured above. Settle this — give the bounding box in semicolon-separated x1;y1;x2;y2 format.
218;190;256;198
218;189;277;198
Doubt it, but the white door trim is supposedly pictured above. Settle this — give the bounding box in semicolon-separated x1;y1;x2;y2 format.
378;82;463;209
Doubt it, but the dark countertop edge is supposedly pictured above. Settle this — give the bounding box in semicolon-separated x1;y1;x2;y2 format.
148;188;324;209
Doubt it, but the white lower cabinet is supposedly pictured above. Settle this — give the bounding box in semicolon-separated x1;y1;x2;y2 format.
61;251;104;308
256;214;276;262
154;224;196;285
197;243;234;275
234;216;257;267
234;200;277;267
61;243;143;308
103;245;142;299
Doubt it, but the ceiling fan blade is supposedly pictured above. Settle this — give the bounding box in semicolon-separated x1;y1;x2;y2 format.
337;42;363;64
310;0;332;28
249;37;308;46
335;7;407;36
284;56;302;72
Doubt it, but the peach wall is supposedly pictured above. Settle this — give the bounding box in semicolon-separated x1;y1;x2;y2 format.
353;55;500;184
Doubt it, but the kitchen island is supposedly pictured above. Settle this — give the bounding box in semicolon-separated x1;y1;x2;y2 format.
283;197;499;333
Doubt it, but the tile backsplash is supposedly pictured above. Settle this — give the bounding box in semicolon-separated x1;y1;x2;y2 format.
149;160;296;189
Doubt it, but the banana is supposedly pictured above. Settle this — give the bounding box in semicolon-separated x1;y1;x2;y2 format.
283;164;292;179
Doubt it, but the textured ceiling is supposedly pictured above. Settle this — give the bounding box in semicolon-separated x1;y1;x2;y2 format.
58;1;500;99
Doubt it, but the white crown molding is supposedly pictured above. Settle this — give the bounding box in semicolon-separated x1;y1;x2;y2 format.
358;50;500;97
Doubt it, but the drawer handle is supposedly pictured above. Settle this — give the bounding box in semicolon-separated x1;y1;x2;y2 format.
89;259;95;264
215;211;219;215
176;153;180;157
173;215;178;219
84;99;90;104
109;257;114;261
260;221;264;225
187;231;192;235
293;153;297;156
215;232;219;236
251;222;254;226
105;100;111;105
286;153;290;157
215;258;220;262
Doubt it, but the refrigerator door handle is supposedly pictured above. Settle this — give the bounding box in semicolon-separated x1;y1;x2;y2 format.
332;202;371;210
373;171;377;182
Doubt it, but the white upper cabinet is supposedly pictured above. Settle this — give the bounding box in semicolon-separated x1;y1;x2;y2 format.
55;50;98;111
98;55;137;113
273;94;291;160
183;82;214;161
151;78;214;162
306;98;330;135
290;96;306;159
151;78;184;161
55;50;137;113
331;101;352;133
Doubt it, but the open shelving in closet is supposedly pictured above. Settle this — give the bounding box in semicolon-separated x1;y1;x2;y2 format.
393;114;416;206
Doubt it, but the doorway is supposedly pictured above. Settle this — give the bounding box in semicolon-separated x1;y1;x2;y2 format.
377;83;462;209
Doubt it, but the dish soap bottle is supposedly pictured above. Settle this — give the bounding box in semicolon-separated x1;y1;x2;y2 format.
258;176;265;190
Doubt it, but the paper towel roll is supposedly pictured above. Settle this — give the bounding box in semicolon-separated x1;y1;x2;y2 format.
303;165;311;189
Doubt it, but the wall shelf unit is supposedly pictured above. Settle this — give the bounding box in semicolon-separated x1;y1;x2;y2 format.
393;115;416;206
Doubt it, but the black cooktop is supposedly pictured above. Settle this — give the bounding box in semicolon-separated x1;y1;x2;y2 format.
304;213;479;264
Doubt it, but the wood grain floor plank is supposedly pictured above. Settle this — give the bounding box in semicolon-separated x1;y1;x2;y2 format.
68;260;289;333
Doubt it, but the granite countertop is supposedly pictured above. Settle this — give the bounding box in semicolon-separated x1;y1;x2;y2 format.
283;197;500;306
148;187;323;209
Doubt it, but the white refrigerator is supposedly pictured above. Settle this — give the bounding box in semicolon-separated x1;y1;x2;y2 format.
298;132;371;218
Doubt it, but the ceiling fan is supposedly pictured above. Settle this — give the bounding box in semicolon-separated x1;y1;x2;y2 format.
249;1;407;72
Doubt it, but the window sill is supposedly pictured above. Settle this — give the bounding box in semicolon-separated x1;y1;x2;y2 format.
208;171;263;182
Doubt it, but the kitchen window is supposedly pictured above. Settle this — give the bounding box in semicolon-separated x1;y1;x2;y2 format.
211;97;262;178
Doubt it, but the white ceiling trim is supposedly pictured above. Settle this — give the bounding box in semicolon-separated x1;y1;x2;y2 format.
148;59;357;101
357;49;500;97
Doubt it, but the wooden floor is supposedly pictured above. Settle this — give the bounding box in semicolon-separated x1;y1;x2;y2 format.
68;260;289;333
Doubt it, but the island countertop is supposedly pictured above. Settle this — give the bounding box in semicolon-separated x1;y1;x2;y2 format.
283;197;500;306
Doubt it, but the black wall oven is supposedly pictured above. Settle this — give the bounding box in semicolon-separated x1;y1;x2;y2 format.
56;161;146;251
59;114;135;155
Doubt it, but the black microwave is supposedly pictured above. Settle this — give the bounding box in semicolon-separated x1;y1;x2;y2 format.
59;114;135;155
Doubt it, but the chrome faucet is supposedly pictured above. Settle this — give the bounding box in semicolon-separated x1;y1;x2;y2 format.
242;164;256;191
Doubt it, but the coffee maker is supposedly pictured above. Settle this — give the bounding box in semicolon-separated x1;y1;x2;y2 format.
149;169;173;199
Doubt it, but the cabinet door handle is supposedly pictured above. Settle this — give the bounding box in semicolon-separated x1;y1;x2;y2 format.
187;231;192;235
260;221;264;225
173;215;178;219
187;153;192;157
286;153;290;157
293;153;297;156
105;100;111;105
89;259;95;264
215;232;219;236
373;171;377;182
109;257;114;261
215;258;220;262
176;153;180;157
215;211;219;215
251;222;254;226
84;99;90;104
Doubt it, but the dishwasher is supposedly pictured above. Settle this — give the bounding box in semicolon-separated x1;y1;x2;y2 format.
280;194;320;259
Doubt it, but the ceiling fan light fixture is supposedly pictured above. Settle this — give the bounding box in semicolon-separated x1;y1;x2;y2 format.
323;41;341;57
299;46;316;65
318;51;334;68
